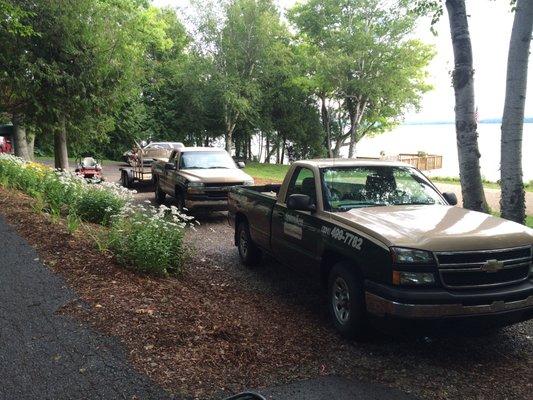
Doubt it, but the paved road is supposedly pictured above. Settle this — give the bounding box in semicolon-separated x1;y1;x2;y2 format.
0;215;173;400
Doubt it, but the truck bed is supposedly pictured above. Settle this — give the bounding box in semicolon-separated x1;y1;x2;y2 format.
228;184;281;250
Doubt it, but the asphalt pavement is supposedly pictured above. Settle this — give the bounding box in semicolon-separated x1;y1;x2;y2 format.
0;215;172;400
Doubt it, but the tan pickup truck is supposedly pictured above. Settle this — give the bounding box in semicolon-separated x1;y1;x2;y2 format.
152;147;254;211
228;159;533;338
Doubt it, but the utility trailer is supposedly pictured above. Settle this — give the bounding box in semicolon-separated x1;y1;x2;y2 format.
119;162;154;188
119;151;162;188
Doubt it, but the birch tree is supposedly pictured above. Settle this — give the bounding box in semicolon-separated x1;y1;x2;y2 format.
500;0;533;224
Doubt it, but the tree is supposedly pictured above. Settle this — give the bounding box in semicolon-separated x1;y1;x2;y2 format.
289;0;433;158
413;0;488;212
445;0;489;212
0;0;37;159
500;0;533;224
194;0;287;153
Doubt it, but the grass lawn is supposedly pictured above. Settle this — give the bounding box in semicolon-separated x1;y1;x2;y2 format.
35;156;117;165
244;162;288;182
431;176;532;193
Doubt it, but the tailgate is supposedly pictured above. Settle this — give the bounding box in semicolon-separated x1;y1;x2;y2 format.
229;186;277;250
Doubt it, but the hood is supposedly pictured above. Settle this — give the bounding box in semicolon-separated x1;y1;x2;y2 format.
331;205;533;252
180;168;253;184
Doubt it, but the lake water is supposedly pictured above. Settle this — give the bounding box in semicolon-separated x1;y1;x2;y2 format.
353;123;533;182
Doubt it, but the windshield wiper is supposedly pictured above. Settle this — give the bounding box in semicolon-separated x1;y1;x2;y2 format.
337;203;387;211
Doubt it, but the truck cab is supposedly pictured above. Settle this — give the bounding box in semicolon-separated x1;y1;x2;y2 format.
152;147;254;211
228;159;533;338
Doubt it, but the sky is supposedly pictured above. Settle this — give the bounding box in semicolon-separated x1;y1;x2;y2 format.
152;0;532;123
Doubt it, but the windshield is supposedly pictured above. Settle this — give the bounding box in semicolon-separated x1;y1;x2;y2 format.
322;166;446;211
179;151;237;169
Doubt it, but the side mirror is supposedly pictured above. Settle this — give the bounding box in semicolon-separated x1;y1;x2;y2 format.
164;162;176;171
442;192;458;206
287;194;316;212
237;161;245;169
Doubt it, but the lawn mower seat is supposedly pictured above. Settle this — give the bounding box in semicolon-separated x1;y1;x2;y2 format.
81;157;98;168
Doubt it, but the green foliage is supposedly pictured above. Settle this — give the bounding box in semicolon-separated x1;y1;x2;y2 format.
108;204;193;277
74;187;127;226
0;154;193;276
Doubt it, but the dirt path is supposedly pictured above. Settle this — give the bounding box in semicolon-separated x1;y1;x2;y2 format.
435;182;533;214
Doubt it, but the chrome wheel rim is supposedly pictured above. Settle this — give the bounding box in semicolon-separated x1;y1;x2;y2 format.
239;229;248;258
333;277;350;324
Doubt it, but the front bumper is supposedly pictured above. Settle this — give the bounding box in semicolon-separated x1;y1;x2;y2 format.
365;279;533;322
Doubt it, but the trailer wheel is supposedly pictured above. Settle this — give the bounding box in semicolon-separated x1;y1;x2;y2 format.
155;179;166;204
121;170;131;188
236;220;262;267
328;262;369;340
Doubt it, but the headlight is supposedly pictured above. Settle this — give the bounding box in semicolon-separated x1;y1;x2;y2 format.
243;179;255;186
187;182;204;188
393;271;435;286
391;247;434;264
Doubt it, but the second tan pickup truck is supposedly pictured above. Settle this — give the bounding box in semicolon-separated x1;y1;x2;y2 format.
152;147;254;211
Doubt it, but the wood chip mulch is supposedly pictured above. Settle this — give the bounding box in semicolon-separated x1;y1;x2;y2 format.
0;188;338;399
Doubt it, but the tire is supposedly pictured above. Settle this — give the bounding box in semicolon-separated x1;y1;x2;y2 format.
236;220;262;267
155;179;166;204
121;170;131;188
174;189;186;211
328;262;369;340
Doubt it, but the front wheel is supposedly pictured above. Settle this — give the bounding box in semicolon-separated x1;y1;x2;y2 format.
155;179;166;204
237;221;262;267
328;262;369;340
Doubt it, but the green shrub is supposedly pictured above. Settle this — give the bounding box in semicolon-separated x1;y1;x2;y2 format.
108;204;193;277
75;186;127;226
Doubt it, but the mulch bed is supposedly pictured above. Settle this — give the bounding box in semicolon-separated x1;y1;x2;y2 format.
0;187;336;399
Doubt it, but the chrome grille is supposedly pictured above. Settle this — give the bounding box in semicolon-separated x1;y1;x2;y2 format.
436;246;532;289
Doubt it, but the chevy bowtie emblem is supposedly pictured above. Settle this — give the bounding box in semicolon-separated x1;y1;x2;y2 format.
480;259;504;273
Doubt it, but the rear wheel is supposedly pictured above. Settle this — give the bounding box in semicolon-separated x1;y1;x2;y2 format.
155;179;166;204
237;220;262;267
328;262;369;340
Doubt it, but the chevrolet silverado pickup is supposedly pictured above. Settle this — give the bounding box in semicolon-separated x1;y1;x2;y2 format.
228;159;533;338
152;147;254;211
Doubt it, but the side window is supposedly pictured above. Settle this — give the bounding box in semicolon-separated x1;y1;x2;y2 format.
168;151;179;165
286;167;317;205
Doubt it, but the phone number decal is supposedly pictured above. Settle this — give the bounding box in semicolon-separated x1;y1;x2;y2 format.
321;226;363;250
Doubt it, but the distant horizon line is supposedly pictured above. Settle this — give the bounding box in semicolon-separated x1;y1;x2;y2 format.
404;117;533;125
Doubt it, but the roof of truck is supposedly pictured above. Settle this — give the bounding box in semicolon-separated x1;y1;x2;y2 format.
297;158;412;168
179;147;227;152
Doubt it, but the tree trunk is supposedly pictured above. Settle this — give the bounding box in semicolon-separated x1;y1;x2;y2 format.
26;132;35;161
446;0;489;212
54;117;69;170
12;113;30;160
320;95;333;158
500;0;533;224
280;136;286;164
